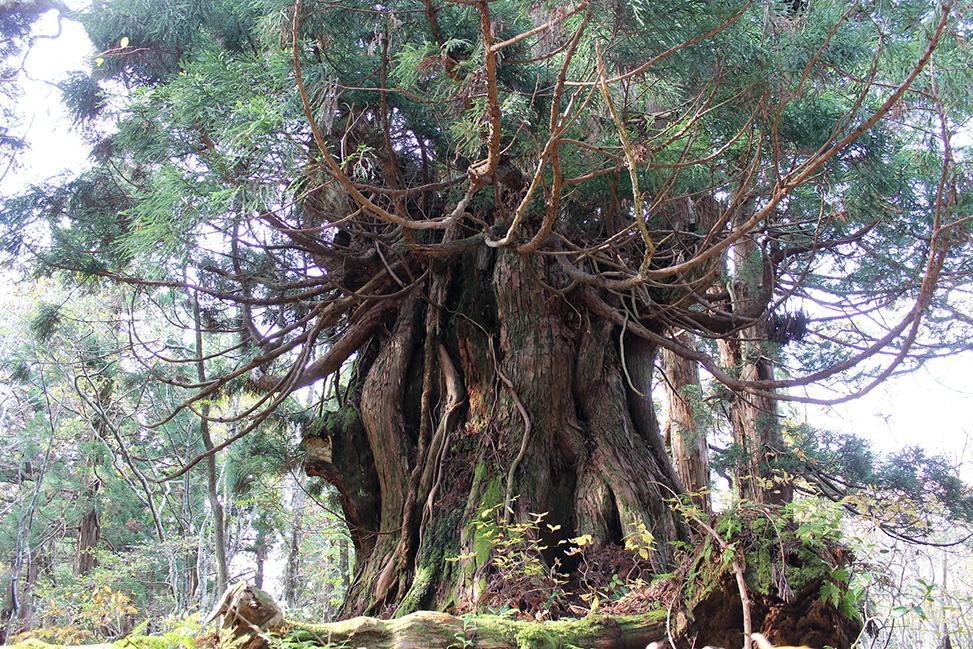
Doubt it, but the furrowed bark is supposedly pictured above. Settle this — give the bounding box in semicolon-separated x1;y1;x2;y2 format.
663;333;711;512
303;248;690;616
719;235;792;505
74;495;100;576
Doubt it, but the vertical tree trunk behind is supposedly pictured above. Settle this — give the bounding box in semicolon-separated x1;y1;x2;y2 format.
192;291;229;595
182;469;199;609
719;236;792;505
283;481;307;608
338;535;351;595
74;498;100;576
662;334;711;512
254;529;269;590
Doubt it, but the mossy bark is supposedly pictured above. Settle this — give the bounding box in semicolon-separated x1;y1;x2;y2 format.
305;246;687;617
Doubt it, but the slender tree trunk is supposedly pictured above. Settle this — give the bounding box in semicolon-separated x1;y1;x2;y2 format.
4;389;58;639
719;236;792;505
662;334;711;512
202;413;228;595
192;291;229;595
253;527;270;590
182;468;198;609
76;397;104;577
196;519;210;609
17;556;40;625
74;496;100;576
304;249;687;616
283;481;307;608
940;552;952;649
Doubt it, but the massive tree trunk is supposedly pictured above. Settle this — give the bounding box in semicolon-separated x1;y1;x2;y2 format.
662;335;711;512
304;248;687;616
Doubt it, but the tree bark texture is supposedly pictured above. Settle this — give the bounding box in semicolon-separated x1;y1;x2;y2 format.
74;500;100;576
304;248;687;616
719;235;793;506
662;334;711;512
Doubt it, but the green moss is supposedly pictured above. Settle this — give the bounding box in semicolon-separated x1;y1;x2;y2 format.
513;624;560;649
308;404;359;439
742;515;834;599
783;545;834;594
472;611;667;649
398;505;465;614
465;471;504;594
749;543;774;596
441;461;509;608
683;535;720;603
16;611;667;649
683;507;857;625
395;565;434;617
462;462;503;565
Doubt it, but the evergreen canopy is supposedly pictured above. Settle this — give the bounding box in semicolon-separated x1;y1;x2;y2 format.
4;0;970;406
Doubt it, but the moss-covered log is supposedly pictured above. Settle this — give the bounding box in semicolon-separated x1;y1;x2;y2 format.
7;612;669;649
284;610;667;649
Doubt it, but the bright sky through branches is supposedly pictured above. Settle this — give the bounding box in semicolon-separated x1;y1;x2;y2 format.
2;9;91;193
5;7;973;478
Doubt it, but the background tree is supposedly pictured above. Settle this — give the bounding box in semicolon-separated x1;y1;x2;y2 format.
0;282;356;642
662;335;711;512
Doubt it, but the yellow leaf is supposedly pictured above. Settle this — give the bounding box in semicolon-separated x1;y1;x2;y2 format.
95;57;104;66
120;36;129;48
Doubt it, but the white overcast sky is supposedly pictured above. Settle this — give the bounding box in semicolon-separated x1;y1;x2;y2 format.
6;9;973;472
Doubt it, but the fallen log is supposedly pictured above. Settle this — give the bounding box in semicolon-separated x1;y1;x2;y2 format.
284;610;668;649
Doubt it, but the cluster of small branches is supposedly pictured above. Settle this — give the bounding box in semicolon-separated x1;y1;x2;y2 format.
0;0;971;478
